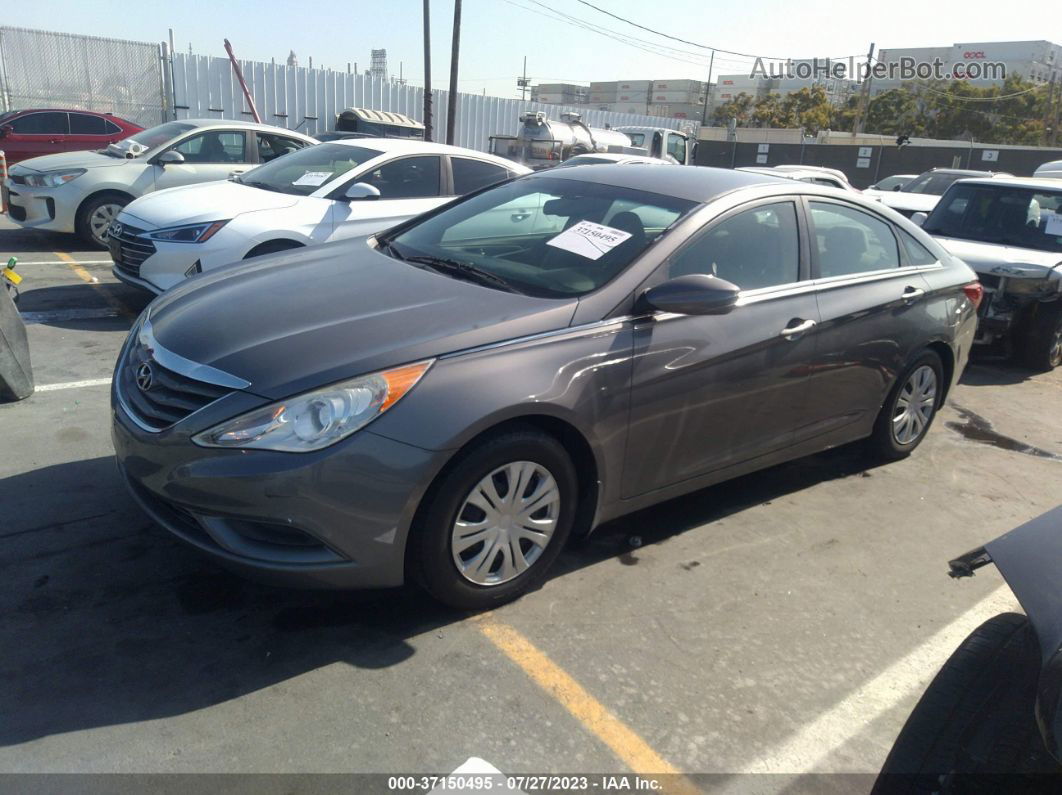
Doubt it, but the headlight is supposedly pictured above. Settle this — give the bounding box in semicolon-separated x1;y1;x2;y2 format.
24;169;86;187
192;360;433;452
147;220;229;244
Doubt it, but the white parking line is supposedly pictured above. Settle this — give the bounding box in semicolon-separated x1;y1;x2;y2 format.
734;583;1017;776
36;377;112;392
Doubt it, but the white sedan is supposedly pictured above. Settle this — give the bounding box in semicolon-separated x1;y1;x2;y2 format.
110;139;530;294
3;119;317;247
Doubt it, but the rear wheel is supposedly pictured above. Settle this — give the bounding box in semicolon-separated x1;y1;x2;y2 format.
244;240;304;259
412;429;577;610
868;350;943;460
76;193;130;248
1018;303;1062;372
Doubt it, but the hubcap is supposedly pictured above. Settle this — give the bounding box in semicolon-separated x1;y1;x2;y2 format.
1050;321;1062;368
892;365;937;445
90;204;121;243
451;461;560;586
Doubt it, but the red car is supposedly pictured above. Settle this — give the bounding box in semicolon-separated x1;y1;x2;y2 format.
0;108;143;165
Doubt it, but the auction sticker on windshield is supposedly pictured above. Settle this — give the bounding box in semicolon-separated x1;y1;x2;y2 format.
1045;212;1062;237
292;171;333;187
546;220;632;260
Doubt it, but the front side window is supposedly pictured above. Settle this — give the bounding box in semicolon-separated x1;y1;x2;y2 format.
10;112;68;135
386;176;696;298
923;184;1062;253
173;131;246;163
668;202;800;290
359;156;441;199
69;113;108;135
451;158;511;194
240;143;381;196
810;201;901;277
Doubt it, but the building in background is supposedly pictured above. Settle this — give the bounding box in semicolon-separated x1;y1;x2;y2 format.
872;40;1061;95
529;83;589;105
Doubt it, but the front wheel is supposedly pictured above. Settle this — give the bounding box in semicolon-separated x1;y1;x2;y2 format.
1019;303;1062;372
868;350;943;460
412;429;578;610
76;194;129;248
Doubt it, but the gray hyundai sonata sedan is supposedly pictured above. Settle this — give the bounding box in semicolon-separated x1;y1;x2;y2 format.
112;165;981;608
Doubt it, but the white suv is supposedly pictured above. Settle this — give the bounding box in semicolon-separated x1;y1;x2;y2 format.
3;119;317;247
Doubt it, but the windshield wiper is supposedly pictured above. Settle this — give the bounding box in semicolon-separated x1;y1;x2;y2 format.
403;255;524;294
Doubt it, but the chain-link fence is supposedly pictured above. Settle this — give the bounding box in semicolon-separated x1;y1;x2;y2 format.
0;26;165;127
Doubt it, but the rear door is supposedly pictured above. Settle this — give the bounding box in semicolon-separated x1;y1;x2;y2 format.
328;154;446;240
799;197;936;442
4;111;70;161
622;198;821;496
152;129;252;191
66;112;122;154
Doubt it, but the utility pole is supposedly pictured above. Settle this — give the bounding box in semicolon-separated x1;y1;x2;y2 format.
1043;72;1057;147
1051;69;1061;147
854;42;875;136
422;0;432;141
446;0;462;145
521;56;528;101
699;49;715;129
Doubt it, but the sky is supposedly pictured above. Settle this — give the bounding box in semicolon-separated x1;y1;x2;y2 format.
6;0;1061;97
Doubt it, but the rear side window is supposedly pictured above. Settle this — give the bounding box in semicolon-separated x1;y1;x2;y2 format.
451;158;510;195
10;112;69;135
256;132;309;162
898;230;938;265
360;156;441;199
70;113;109;134
669;201;801;290
810;202;900;277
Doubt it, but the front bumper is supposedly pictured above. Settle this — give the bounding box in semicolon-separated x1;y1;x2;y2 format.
2;178;79;233
112;393;450;589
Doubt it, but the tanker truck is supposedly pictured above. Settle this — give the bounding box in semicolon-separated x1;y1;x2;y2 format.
489;111;648;169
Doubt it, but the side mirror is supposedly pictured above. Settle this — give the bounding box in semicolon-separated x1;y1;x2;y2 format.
910;212;928;227
343;182;381;201
892;184;903;191
640;274;740;316
156;150;185;165
0;124;11;139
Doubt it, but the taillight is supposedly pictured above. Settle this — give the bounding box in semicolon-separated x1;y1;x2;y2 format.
963;281;984;310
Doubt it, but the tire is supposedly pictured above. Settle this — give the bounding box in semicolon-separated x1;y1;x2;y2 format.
76;193;130;248
1018;303;1062;372
868;350;944;461
243;240;304;259
411;429;578;610
873;613;1054;794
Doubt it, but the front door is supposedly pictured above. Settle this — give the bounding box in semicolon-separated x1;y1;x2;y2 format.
4;111;70;162
623;199;820;497
152;130;252;192
329;155;447;241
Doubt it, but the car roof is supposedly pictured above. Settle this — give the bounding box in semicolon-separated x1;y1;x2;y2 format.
530;164;788;202
923;167;1004;176
315;137;531;170
948;176;1062;190
178;118;317;140
5;107;126;117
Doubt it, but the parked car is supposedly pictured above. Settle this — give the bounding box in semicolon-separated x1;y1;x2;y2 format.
554;153;669;167
0;108;142;164
874;505;1062;791
2;119;317;247
110;139;530;294
112;165;980;608
772;164;853;185
866;168;1011;217
914;176;1062;370
1033;160;1062;179
869;174;917;192
738;165;861;193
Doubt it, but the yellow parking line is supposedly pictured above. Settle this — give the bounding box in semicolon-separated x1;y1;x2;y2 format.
477;618;700;794
55;252;136;320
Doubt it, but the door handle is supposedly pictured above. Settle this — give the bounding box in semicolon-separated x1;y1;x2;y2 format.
780;318;817;339
511;211;531;222
902;286;926;303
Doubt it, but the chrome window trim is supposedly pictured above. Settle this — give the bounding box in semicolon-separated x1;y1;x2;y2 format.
138;320;251;389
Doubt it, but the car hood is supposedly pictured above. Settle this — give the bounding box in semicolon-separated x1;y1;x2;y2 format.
120;180;302;229
146;239;578;399
877;192;940;212
12;150;131;173
933;237;1062;278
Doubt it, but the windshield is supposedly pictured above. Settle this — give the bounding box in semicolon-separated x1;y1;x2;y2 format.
903;172;982;196
924;183;1062;253
127;121;195;151
239;143;383;196
384;176;697;298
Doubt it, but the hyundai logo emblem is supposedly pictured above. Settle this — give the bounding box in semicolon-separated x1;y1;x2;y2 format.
135;362;154;391
111;222;123;238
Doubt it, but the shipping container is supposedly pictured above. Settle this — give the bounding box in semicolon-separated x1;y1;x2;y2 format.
651;79;705;92
651;90;705;103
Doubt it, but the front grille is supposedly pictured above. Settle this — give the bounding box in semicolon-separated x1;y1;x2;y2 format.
118;342;232;430
108;222;156;277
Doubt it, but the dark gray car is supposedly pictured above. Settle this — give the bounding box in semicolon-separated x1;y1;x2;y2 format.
112;166;981;608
